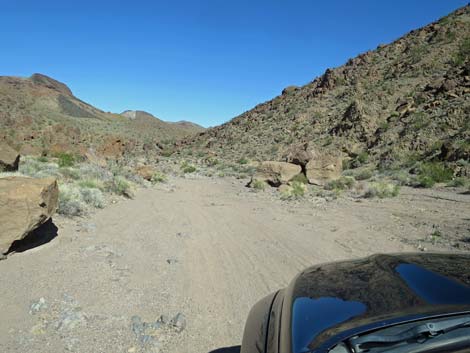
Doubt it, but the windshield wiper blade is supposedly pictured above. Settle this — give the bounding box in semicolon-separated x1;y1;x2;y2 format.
350;316;470;349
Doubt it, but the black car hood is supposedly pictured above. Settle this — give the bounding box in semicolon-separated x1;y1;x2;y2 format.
284;253;470;353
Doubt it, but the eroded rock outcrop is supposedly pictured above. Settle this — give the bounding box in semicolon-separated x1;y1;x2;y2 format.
0;177;58;254
0;143;20;172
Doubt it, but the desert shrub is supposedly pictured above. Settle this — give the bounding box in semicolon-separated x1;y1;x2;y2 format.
77;178;105;190
388;170;417;186
238;157;249;165
447;177;469;188
58;184;86;216
325;176;355;191
355;169;374;181
19;157;60;178
59;167;81;180
357;152;369;164
37;156;49;163
281;181;307;200
453;36;470;65
251;179;267;191
108;176;134;198
79;187;105;208
417;162;453;188
182;165;197;174
364;181;400;198
56;152;76;168
291;173;309;184
151;171;167;183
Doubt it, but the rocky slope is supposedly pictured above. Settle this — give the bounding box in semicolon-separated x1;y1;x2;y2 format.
179;6;470;176
0;74;203;160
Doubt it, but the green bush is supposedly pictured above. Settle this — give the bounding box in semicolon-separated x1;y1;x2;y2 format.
182;165;197;174
417;162;453;188
77;178;104;190
325;176;355;191
281;181;307;200
151;172;167;183
251;179;267;191
56;152;76;168
364;182;400;198
355;169;373;181
291;173;309;184
238;157;249;165
108;176;134;198
357;152;369;164
447;177;469;188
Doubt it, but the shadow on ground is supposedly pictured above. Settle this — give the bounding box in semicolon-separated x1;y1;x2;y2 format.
6;218;58;254
208;346;241;353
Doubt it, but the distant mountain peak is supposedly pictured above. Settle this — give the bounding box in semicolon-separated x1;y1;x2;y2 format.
30;73;73;96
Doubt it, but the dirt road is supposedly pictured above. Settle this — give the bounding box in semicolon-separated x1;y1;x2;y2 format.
1;177;468;353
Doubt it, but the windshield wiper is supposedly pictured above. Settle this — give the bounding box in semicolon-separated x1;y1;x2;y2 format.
349;316;470;352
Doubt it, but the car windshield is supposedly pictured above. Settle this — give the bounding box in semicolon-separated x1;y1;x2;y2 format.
328;314;470;353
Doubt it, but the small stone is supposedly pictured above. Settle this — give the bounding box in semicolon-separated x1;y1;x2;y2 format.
166;258;178;265
139;334;153;345
29;297;48;315
170;312;186;333
131;315;144;336
127;347;137;353
157;314;169;324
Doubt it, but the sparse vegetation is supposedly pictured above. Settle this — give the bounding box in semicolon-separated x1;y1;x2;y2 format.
151;171;167;183
56;152;76;168
363;181;400;199
280;181;307;200
325;176;355;191
251;179;267;191
417;162;454;188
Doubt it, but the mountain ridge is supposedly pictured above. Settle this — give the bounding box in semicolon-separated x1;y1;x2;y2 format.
0;74;204;160
178;5;470;176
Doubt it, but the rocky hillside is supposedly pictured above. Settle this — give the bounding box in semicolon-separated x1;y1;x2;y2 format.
0;74;203;160
180;6;470;176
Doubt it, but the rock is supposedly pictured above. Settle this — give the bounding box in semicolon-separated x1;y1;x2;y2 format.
282;85;299;95
250;161;301;187
135;165;155;181
0;143;20;172
166;258;178;265
284;143;314;167
29;297;48;315
0;177;58;254
305;152;343;186
170;313;186;333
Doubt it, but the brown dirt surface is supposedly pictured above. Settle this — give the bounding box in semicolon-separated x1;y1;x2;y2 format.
1;177;468;353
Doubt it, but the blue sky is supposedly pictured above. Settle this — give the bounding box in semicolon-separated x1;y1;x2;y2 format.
1;0;467;127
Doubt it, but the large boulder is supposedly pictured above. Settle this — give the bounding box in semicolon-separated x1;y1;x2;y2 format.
0;177;58;254
284;143;314;167
305;151;343;186
0;143;20;172
250;161;301;186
